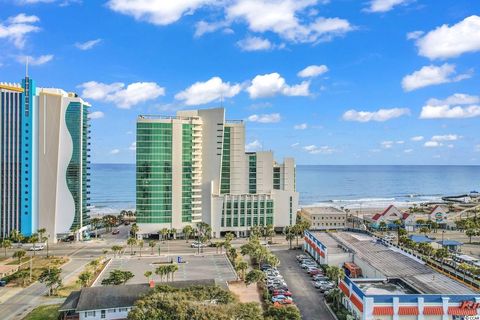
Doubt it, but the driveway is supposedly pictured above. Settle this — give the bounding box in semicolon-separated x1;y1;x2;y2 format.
275;249;335;320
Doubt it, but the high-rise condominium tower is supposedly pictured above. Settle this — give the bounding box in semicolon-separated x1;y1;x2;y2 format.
0;76;90;242
136;108;298;237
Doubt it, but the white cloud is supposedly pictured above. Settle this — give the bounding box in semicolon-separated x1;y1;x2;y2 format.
247;113;281;123
88;111;104;119
415;15;480;59
237;36;273;51
247;72;309;98
424;141;441;148
16;54;53;65
297;64;328;78
0;13;40;48
404;149;413;153
365;0;410;13
411;136;424;142
16;0;56;3
106;0;216;26
110;149;120;155
420;93;480;119
303;144;334;154
226;0;353;43
75;38;102;50
129;142;136;151
175;77;241;106
342;108;410;122
291;142;300;147
79;81;165;109
396;140;405;144
381;141;394;149
294;123;308;130
406;30;424;40
245;140;262;152
194;20;229;37
431;134;461;142
401;63;471;92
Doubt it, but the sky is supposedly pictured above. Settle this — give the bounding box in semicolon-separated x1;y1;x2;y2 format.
1;0;480;165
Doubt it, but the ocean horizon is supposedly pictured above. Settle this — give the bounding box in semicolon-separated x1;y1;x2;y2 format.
89;163;480;215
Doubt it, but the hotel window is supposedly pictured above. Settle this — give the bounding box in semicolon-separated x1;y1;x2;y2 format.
101;310;106;319
85;311;96;317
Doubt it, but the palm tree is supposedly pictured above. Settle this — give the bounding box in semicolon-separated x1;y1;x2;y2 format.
1;239;12;257
168;264;179;281
77;271;93;287
28;233;39;256
9;229;23;243
130;224;139;238
265;254;280;268
155;265;167;282
182;225;193;242
144;271;152;283
111;245;123;258
284;226;295;249
170;228;177;240
90;217;102;238
13;250;26;264
159;228;169;242
138;240;144;257
236;261;248;280
127;237;137;255
326;266;345;286
148;240;156;255
245;269;265;286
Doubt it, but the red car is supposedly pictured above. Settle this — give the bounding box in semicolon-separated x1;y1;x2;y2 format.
272;290;292;297
309;269;323;276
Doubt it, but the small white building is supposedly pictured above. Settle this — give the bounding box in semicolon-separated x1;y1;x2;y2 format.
300;206;347;230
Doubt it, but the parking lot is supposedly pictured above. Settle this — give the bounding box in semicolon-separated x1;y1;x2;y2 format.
94;254;237;287
275;249;335;320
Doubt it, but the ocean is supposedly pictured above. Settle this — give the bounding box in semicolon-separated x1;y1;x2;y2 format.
89;164;480;215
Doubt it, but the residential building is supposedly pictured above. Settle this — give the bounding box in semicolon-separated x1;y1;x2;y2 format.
37;88;91;242
0;75;91;242
366;205;413;230
300;206;346;230
0;79;37;238
136;108;299;237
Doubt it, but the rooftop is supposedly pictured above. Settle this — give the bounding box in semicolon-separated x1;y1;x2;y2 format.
302;206;345;215
330;231;476;294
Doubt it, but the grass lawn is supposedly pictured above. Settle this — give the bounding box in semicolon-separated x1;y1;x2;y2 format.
23;304;60;320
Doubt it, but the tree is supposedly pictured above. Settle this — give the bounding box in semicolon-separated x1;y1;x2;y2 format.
419;227;431;237
101;269;134;285
144;271;152;282
1;239;12;257
265;254;280;268
466;228;478;244
28;233;39;256
138;240;144;257
13;250;26;264
111;245;123;258
148;240;156;255
130;224;139;238
38;267;62;296
265;305;302;320
9;229;24;243
245;269;264;286
170;228;177;240
326;266;345;286
155;265;167;282
378;221;387;232
127;237;137;255
89;259;100;272
159;228;169;241
37;228;46;243
235;261;248;280
77;271;93;287
284;226;295;249
90;217;102;238
16;269;30;287
225;232;235;243
182;225;193;242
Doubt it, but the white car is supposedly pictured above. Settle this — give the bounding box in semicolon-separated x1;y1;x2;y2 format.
190;242;206;248
28;245;44;251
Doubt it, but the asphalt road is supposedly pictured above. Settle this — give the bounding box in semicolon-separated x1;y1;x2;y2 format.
275;249;335;320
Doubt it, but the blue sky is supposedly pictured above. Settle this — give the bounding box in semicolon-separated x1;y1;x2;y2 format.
1;0;480;165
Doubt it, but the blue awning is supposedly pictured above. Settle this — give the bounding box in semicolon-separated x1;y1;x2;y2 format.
436;240;463;246
409;235;433;243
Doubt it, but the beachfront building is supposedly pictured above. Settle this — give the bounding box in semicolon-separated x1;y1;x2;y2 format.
37;88;91;242
304;230;480;320
0;78;38;238
299;206;346;230
366;205;414;230
0;75;91;242
136;108;299;237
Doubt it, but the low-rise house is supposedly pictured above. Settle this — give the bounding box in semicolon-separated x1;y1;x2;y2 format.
367;205;414;230
300;207;346;230
428;205;450;225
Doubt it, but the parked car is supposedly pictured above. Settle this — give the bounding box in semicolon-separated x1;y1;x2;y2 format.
190;242;206;248
278;297;294;305
112;229;120;235
308;269;323;276
124;221;130;226
312;275;329;281
260;264;272;271
272;290;292;297
296;254;308;261
271;295;292;303
28;245;44;251
0;280;7;287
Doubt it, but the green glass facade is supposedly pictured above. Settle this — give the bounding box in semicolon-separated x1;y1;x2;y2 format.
182;124;193;223
248;154;256;194
221;198;274;228
136;122;173;224
220;126;230;194
65;102;89;230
